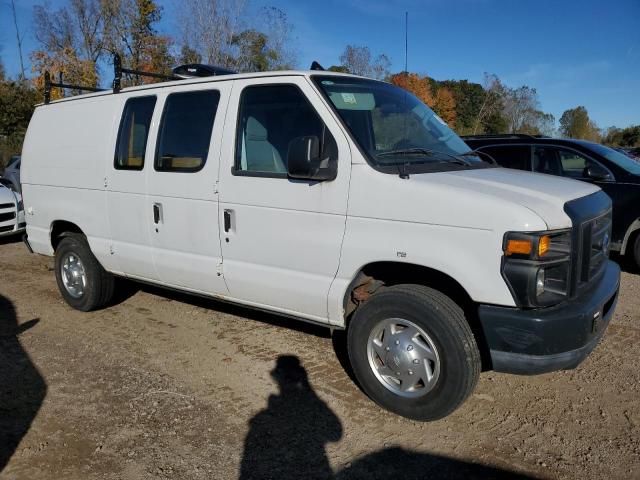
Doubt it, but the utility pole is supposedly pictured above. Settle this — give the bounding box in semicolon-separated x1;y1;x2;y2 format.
10;0;26;81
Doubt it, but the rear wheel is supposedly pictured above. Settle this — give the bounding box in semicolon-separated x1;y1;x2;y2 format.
54;234;114;311
347;284;480;421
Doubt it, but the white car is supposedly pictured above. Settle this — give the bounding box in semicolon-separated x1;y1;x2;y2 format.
0;183;25;237
20;64;620;420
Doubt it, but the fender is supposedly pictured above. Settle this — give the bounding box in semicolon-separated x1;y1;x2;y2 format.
621;218;640;255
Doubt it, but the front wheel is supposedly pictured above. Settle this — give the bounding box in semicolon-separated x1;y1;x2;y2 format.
347;284;480;421
54;234;115;311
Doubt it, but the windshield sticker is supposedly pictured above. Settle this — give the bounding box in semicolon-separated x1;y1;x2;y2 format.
433;114;447;126
341;93;357;105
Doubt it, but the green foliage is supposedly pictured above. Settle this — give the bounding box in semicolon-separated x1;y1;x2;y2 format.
232;29;279;72
559;106;600;141
603;125;640;147
439;80;485;135
179;45;202;65
0;78;39;167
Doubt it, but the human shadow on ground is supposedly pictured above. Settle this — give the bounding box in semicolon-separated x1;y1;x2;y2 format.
239;355;539;480
0;294;46;472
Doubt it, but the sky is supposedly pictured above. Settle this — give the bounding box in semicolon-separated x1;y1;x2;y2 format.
1;0;639;129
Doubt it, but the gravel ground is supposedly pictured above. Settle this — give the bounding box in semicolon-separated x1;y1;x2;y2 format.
0;236;639;480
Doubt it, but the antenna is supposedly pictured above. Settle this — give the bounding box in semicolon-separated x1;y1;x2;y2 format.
404;11;408;73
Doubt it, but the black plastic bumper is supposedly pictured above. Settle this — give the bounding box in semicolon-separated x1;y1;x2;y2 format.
478;260;620;375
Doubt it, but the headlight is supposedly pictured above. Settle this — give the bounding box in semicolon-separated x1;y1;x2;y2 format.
502;230;572;307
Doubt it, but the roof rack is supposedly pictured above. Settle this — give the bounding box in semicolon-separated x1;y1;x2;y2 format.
112;53;180;93
44;71;106;104
43;52;236;104
461;134;550;140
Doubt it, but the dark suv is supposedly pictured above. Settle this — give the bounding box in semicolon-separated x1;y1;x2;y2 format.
463;134;640;268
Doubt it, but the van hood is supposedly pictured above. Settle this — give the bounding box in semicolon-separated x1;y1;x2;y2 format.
414;167;600;230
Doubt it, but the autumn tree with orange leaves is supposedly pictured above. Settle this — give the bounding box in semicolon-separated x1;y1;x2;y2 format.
389;72;434;107
389;72;457;128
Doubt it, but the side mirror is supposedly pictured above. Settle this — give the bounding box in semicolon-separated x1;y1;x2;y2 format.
585;163;613;182
287;135;337;181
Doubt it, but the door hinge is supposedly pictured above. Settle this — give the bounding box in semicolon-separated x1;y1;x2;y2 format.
104;177;108;188
216;262;223;277
109;244;115;255
213;181;219;194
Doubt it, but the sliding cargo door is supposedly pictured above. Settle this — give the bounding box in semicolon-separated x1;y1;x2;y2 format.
145;84;230;295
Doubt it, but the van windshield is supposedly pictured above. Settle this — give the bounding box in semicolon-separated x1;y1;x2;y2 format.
313;76;487;173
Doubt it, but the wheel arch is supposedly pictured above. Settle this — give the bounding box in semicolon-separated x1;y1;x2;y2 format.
342;261;492;370
621;218;640;255
50;220;85;251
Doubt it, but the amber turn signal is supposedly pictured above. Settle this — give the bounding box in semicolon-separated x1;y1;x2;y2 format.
538;235;551;257
505;239;532;256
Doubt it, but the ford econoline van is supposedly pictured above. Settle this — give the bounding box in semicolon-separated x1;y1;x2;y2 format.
21;64;620;420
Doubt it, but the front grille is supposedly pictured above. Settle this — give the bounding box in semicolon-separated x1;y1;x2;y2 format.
577;209;612;286
0;203;13;209
0;225;13;233
0;211;16;222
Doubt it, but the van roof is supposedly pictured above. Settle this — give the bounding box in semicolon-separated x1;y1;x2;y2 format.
37;70;366;106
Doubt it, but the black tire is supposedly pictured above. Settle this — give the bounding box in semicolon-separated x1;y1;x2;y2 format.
347;284;480;421
54;234;115;311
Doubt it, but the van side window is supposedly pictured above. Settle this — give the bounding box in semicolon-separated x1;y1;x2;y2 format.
114;96;156;170
155;90;220;172
234;84;336;176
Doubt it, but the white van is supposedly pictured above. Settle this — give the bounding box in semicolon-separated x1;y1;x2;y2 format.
21;66;620;420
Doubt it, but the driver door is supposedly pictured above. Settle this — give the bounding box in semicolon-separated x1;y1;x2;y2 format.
217;77;351;321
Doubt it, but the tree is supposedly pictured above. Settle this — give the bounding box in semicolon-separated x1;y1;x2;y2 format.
602;125;640;147
102;0;174;83
338;45;391;79
0;77;39;166
179;45;202;65
177;0;246;69
472;73;506;135
231;29;278;72
559;106;600;141
256;6;297;70
433;87;456;127
33;0;104;83
389;73;434;107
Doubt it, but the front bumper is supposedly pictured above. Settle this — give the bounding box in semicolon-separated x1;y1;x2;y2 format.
0;208;25;237
478;260;620;375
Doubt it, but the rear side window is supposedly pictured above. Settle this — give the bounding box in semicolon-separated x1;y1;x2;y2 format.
115;96;156;170
234;84;336;176
155;90;220;172
478;145;531;170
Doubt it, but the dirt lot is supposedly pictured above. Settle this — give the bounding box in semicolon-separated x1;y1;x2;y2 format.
0;236;639;480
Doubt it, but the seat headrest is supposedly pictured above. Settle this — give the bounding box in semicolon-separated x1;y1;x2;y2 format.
246;115;268;141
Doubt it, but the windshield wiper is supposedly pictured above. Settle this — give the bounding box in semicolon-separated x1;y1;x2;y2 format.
377;148;472;167
459;149;497;165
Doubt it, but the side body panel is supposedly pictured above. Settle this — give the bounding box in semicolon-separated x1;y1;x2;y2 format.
21;98;115;269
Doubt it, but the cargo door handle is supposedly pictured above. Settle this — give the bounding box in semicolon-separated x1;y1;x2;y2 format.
223;210;232;233
153;203;162;224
